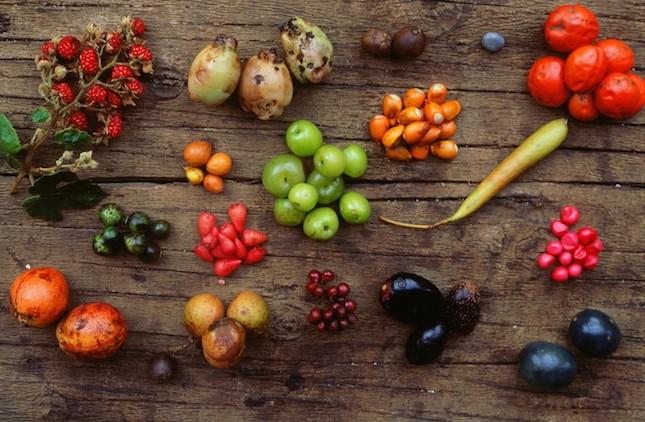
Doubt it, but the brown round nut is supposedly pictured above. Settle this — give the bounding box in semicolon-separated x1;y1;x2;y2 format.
361;29;392;58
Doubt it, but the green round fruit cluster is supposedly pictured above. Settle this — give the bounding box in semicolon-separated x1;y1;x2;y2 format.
93;203;171;263
262;120;371;241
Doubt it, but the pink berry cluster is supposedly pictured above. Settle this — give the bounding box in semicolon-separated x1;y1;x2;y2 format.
536;205;604;282
36;17;152;144
305;270;358;332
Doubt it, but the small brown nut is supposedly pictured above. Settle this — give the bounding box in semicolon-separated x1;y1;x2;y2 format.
361;29;392;58
391;26;426;59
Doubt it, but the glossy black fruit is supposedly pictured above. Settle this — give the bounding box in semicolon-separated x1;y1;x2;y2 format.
92;234;115;256
391;27;426;59
126;211;151;233
380;272;445;324
139;242;161;263
569;309;621;357
101;226;123;250
124;233;148;255
148;353;177;382
151;220;171;239
519;341;576;389
405;321;447;364
446;282;481;334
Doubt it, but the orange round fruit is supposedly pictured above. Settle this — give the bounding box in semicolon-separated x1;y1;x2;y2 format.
596;39;635;74
183;140;212;167
9;267;69;328
206;152;233;176
567;93;599;122
203;174;224;193
594;72;642;120
527;56;571;107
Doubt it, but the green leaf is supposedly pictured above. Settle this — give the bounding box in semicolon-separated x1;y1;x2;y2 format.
55;129;92;151
0;113;22;156
22;172;107;221
31;107;51;123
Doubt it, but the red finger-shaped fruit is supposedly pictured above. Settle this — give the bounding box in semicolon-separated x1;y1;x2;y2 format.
244;247;266;265
227;203;248;233
242;229;268;247
197;212;217;237
220;223;237;240
194;244;214;262
214;258;242;277
218;234;236;255
233;238;248;260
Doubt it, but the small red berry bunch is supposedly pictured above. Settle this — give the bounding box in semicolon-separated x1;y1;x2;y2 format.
193;203;268;278
306;270;358;332
536;205;604;282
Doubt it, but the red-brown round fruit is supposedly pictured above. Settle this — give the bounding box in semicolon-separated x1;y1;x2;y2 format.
201;318;246;368
594;72;642;120
568;92;599;122
596;39;635;73
527;56;571;107
564;45;607;92
56;302;127;359
544;4;599;53
628;73;645;110
9;267;69;328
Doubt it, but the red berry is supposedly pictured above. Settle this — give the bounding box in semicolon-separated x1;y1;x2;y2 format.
308;308;322;324
551;266;570;282
105;32;122;54
585;239;604;255
85;84;108;105
577;227;598;245
197;212;216;237
561;232;579;251
560;205;580;226
128;44;153;61
347;314;358;324
545;240;564;256
126;79;145;96
550;220;569;237
227;203;247;233
111;64;134;80
306;282;318;295
213;258;242;277
131;18;146;36
79;48;99;75
568;263;583;278
339;319;351;330
313;286;325;298
334;306;347;319
331;302;342;311
68;111;88;131
336;282;350;297
558;251;573;266
106;114;123;138
106;90;122;108
316;321;327;332
328;320;340;332
244;247;266;265
218;234;236;256
56;35;81;60
327;286;338;299
573;245;587;262
241;229;268;247
321;270;335;282
194;244;214;262
233;238;247;260
53;82;74;104
41;41;56;55
220;223;237;240
308;270;322;283
583;254;599;270
322;309;334;321
344;299;357;313
536;253;556;269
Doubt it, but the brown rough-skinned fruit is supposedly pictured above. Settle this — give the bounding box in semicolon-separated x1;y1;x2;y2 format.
201;318;246;368
9;267;69;328
56;302;127;359
445;282;481;334
361;29;392;58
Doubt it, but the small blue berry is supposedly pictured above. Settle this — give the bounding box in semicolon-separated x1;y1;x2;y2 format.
481;32;505;52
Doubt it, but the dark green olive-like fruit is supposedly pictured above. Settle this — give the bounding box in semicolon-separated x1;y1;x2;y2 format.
126;211;151;233
101;226;123;251
406;321;447;364
139;242;161;263
379;272;445;324
361;29;392;58
148;353;177;382
93;234;116;256
569;309;621;357
98;203;124;227
124;233;148;255
150;220;171;239
391;26;426;59
519;341;576;389
446;282;481;334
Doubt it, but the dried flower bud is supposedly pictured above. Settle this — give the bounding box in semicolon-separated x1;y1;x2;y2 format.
38;83;51;97
36;56;51;71
53;65;67;80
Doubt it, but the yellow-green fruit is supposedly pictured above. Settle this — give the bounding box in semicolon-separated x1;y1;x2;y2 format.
226;291;270;333
183;293;225;337
188;35;241;106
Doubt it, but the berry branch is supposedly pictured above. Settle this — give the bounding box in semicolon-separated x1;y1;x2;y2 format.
6;16;153;194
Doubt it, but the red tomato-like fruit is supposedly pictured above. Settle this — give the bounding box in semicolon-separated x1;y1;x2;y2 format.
564;45;607;92
596;39;635;73
544;4;600;53
628;73;645;110
528;56;571;107
594;72;642;120
567;92;599;122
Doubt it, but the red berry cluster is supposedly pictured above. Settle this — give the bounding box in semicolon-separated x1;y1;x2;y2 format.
536;205;604;282
36;16;153;144
306;270;358;332
193;203;268;278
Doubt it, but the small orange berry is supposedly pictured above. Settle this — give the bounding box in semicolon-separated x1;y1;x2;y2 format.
183;140;212;167
381;125;404;147
382;94;403;118
403;88;426;108
439;120;457;139
203;174;225;193
369;115;390;142
441;100;462;121
206;152;233;176
430;140;459;160
427;83;447;104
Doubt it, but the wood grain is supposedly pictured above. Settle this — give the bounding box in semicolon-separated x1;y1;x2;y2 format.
0;1;643;421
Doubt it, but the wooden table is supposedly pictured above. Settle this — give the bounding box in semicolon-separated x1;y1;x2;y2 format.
1;1;643;420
